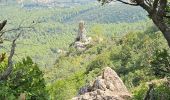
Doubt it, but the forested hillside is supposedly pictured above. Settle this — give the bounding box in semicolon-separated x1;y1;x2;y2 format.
0;0;169;99
45;20;170;99
0;2;148;66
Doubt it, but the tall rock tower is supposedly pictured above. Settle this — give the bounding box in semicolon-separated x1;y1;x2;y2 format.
70;20;92;51
76;20;87;42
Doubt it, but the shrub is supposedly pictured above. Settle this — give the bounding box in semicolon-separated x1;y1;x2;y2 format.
0;57;48;100
151;49;170;78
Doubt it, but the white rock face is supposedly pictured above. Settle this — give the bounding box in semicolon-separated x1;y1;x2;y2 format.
72;67;132;100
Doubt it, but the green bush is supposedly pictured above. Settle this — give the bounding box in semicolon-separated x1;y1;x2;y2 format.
151;49;170;78
133;84;148;100
154;83;170;100
86;51;112;74
133;82;170;100
47;71;85;100
0;57;48;100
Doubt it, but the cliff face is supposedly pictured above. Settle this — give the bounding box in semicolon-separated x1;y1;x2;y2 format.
72;67;132;100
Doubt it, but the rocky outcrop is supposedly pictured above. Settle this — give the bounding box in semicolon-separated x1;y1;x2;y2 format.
70;20;92;51
72;67;132;100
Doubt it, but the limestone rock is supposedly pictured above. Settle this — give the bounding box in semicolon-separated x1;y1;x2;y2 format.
72;67;132;100
71;20;92;51
76;20;87;42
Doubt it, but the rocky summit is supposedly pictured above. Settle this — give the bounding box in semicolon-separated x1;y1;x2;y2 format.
72;67;132;100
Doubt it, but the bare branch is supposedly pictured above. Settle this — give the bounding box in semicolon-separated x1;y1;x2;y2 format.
0;19;38;81
0;23;36;36
0;20;38;39
116;0;138;6
98;0;138;6
135;0;152;13
0;32;21;81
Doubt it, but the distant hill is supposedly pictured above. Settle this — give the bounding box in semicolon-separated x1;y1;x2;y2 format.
10;0;96;8
46;3;148;23
64;4;147;23
0;0;96;7
2;0;146;23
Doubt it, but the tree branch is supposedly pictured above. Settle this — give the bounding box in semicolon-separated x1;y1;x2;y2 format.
145;0;152;7
116;0;138;6
152;0;159;12
98;0;170;47
144;83;154;100
0;19;38;81
135;0;152;13
102;0;152;13
98;0;138;5
0;22;36;38
0;32;21;81
0;20;7;31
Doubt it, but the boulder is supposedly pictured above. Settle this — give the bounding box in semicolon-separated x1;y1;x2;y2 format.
74;37;92;51
72;67;132;100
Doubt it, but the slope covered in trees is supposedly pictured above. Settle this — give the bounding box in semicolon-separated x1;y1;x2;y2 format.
46;24;170;99
0;0;170;99
0;2;148;66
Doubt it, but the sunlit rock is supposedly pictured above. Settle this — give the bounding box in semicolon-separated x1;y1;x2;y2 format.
72;67;132;100
72;20;92;51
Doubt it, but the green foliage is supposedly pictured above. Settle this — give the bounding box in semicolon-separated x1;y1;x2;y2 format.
151;49;170;78
133;82;170;100
132;84;148;100
1;3;169;99
0;3;150;67
153;83;170;99
0;57;48;100
47;71;85;100
86;51;111;74
47;25;170;99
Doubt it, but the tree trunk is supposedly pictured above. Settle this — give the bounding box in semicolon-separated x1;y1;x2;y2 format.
151;15;170;47
162;30;170;47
